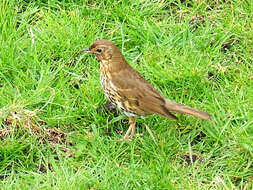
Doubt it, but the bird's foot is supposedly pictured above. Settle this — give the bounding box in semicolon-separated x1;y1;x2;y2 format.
120;134;133;141
120;137;132;141
120;133;144;141
136;133;144;137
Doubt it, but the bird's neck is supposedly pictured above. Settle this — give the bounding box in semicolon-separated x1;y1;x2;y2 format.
100;56;128;75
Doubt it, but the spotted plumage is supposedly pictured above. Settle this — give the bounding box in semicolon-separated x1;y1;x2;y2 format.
80;39;211;140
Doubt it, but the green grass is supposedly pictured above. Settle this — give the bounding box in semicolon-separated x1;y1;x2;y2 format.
0;0;253;189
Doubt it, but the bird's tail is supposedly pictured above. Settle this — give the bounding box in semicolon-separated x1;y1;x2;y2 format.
165;99;211;120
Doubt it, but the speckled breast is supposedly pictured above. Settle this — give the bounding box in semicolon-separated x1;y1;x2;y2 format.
100;74;109;99
100;74;139;117
99;63;140;117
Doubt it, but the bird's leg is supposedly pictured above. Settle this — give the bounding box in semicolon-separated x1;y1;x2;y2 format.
129;117;136;138
122;117;136;140
122;125;132;140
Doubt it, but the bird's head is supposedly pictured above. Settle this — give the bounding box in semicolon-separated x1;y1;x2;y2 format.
80;39;120;62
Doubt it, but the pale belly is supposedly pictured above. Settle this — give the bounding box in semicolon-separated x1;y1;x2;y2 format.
100;74;139;117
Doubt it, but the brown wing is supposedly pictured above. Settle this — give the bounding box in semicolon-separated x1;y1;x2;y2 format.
111;65;177;119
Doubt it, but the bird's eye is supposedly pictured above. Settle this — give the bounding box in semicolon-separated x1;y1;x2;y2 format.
96;48;102;53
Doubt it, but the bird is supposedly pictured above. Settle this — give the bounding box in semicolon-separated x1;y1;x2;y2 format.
80;39;211;140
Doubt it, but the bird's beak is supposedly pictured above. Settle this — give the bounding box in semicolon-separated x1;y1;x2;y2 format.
80;48;90;53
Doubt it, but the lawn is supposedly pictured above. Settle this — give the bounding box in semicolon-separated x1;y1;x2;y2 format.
0;0;253;189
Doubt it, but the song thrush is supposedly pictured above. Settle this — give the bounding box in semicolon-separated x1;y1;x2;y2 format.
80;39;211;140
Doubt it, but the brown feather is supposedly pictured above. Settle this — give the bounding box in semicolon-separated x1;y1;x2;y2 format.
165;100;211;120
86;39;211;120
